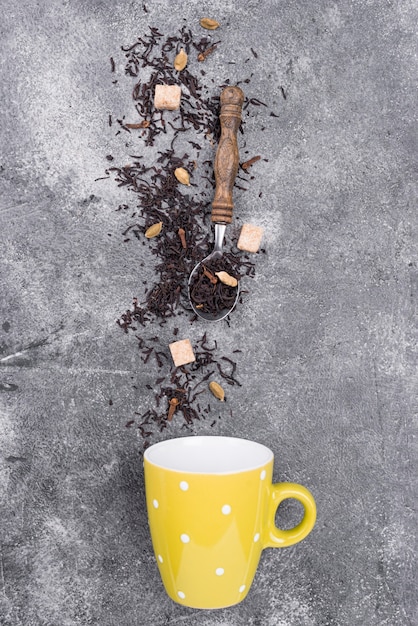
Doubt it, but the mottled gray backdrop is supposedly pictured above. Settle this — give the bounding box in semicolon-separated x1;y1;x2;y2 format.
1;0;417;625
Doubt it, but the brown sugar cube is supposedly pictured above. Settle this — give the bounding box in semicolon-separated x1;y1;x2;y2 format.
237;223;264;253
154;84;181;110
169;339;196;367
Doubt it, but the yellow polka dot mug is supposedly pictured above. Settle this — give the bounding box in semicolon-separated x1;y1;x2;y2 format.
144;436;316;609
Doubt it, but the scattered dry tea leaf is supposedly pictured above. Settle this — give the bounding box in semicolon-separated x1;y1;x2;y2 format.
209;380;225;401
215;271;238;287
174;167;191;185
200;17;220;30
145;222;163;238
174;48;188;71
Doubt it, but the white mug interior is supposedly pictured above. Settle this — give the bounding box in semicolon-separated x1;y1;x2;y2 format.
144;436;273;474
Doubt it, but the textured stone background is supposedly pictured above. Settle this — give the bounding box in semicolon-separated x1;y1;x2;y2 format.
1;0;417;624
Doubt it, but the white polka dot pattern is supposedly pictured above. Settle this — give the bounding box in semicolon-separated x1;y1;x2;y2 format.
146;461;273;607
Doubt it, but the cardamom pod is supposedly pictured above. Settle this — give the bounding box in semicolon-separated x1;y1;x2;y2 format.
215;271;238;287
209;381;225;401
145;222;163;238
199;18;220;30
174;48;188;71
174;167;191;186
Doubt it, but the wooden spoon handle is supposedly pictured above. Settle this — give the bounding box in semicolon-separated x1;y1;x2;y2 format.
211;86;244;224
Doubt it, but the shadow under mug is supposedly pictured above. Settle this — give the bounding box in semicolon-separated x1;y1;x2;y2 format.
144;436;316;609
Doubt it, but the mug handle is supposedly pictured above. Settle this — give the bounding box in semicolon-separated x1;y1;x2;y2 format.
263;483;317;548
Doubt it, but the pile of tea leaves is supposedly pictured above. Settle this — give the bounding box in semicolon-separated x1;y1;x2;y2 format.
105;21;269;445
126;333;242;449
113;24;223;147
189;256;241;317
108;23;261;324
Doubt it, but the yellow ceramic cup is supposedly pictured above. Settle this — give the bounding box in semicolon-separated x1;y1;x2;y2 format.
144;436;316;609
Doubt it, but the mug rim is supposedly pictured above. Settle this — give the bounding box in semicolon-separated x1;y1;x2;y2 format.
144;435;273;475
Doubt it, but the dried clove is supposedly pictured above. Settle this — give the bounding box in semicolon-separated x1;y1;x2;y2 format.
203;266;218;284
197;44;219;62
125;120;151;129
241;155;261;170
178;227;187;249
167;397;179;421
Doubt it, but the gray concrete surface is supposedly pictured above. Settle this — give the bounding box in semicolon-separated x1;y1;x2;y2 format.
1;0;417;624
